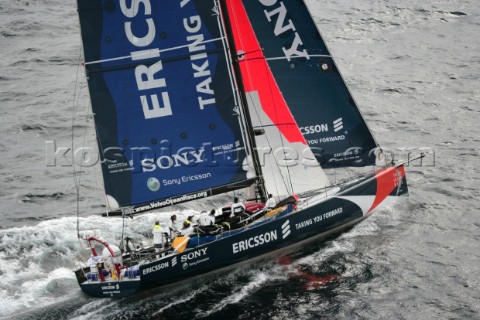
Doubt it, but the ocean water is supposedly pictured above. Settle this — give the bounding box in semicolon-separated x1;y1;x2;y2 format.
1;0;479;319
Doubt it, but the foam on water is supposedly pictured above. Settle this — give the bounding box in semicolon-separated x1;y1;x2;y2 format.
0;210;194;318
154;285;211;316
197;273;270;318
68;300;119;320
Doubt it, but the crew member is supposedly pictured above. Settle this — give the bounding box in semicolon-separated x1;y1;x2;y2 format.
199;209;216;226
168;214;180;239
183;215;193;227
209;209;216;225
198;210;209;226
152;221;163;258
179;218;194;236
230;197;246;218
265;194;276;210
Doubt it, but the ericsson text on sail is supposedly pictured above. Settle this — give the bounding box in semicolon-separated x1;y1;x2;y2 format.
120;0;216;120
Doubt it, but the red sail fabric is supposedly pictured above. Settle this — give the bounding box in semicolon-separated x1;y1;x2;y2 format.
224;0;330;197
226;0;305;144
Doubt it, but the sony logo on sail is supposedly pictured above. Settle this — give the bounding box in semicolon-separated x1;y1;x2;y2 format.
120;0;173;119
141;149;205;172
258;0;310;61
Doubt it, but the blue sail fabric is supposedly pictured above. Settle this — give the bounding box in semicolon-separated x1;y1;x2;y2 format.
77;0;252;213
238;0;378;168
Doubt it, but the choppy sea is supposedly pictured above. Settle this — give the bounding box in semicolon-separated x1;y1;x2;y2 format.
1;0;479;319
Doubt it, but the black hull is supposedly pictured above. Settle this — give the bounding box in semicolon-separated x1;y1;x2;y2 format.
77;165;408;298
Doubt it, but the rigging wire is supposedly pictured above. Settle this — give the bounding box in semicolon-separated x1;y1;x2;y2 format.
71;47;85;241
217;0;267;202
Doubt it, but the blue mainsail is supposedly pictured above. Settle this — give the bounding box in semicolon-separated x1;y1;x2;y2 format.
236;0;378;168
77;0;253;214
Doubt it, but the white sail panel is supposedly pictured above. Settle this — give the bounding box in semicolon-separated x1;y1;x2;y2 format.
246;91;330;198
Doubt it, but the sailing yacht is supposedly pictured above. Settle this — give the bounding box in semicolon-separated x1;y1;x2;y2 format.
73;0;410;298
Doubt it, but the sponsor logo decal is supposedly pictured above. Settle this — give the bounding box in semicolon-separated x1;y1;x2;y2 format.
101;284;120;291
300;118;344;135
294;207;344;230
300;124;329;135
295;218;313;230
147;177;160;191
130;190;209;213
119;0;173;119
179;248;210;269
180;248;208;263
143;261;170;275
141;149;206;172
118;0;217;119
307;135;346;145
232;230;278;254
258;0;310;61
171;256;177;267
101;283;121;295
282;220;291;239
159;173;212;187
333;118;343;132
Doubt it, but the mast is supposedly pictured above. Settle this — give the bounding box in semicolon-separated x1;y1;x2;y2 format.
218;0;267;203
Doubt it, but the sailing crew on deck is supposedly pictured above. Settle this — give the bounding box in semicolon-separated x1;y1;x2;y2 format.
168;214;180;239
152;221;163;258
198;210;209;226
230;197;246;218
179;218;194;237
183;215;194;227
198;209;216;226
209;209;217;224
265;194;276;210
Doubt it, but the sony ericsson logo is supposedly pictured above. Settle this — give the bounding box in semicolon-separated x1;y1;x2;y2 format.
147;177;160;191
281;220;291;239
258;0;310;61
